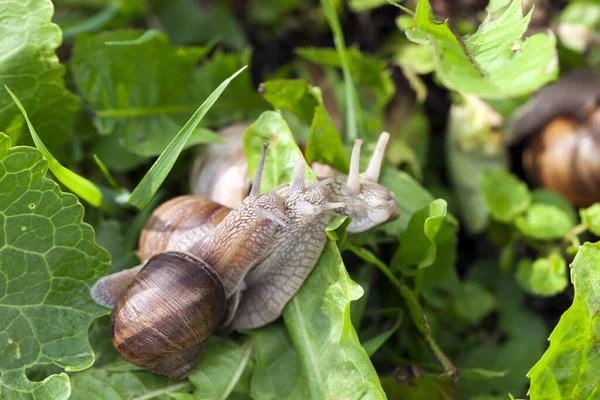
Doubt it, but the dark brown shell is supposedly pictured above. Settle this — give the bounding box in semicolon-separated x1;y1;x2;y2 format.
111;251;226;379
138;195;231;263
523;113;600;207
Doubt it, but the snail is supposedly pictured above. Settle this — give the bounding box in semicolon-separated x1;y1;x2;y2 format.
506;69;600;207
90;132;399;379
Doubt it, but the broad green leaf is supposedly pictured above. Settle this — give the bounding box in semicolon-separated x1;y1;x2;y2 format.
581;203;600;236
6;87;119;214
408;0;558;98
283;241;386;399
453;281;496;325
181;336;254;400
481;167;531;223
379;167;435;236
515;254;568;297
70;363;189;400
126;65;247;210
306;104;350;172
247;324;309;400
0;133;110;399
260;80;320;125
515;204;574;240
71;30;224;156
394;199;450;271
528;242;600;399
0;0;79;155
244;112;386;399
532;189;577;226
244;111;313;190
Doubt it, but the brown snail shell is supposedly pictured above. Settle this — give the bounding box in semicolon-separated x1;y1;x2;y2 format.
111;251;226;379
138;195;231;263
522;110;600;206
507;69;600;207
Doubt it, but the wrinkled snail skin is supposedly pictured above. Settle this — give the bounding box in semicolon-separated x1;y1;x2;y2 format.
110;252;226;379
508;69;600;207
227;163;343;330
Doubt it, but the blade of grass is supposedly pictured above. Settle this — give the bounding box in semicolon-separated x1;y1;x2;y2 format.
5;86;121;215
348;243;458;378
93;154;123;191
320;0;358;141
105;29;161;46
126;65;248;209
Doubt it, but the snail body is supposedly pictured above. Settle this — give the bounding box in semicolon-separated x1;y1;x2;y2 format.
91;132;399;379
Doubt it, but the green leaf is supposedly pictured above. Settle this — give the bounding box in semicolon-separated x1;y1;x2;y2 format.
0;0;79;154
70;363;189;400
409;0;558;98
260;79;349;172
260;80;320;125
6;87;119;214
184;337;254;400
453;281;496;325
94;220;138;274
306;104;350;172
515;253;568;297
532;189;578;226
379;167;435;236
71;30;224;156
283;241;386;399
126;65;247;210
528;242;600;398
394;199;450;271
581;203;600;236
0;132;110;398
481;167;531;223
247;324;309;400
515;204;574;240
243;111;312;191
244;112;386;399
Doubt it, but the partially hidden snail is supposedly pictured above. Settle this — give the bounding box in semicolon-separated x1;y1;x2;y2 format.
90;132;399;379
507;69;600;207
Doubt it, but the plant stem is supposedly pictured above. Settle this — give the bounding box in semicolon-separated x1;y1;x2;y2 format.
320;0;358;141
348;244;458;378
